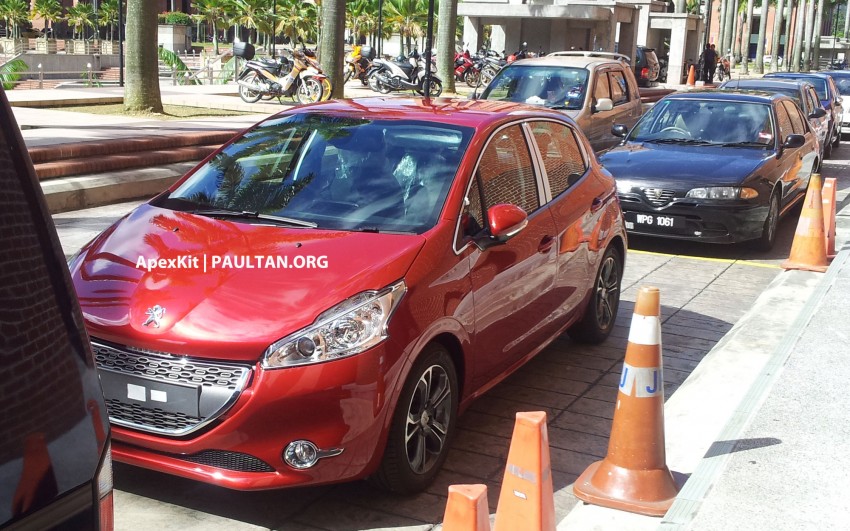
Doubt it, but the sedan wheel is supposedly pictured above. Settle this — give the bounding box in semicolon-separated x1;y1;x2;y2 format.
371;344;457;493
568;246;622;344
756;192;780;252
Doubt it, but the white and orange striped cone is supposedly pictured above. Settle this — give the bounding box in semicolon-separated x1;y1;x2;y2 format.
442;484;491;531
572;286;679;516
782;173;829;272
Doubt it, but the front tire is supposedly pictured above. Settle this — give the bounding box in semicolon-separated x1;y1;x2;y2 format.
296;77;323;104
568;246;622;344
756;191;780;252
418;78;442;97
464;69;481;87
371;344;458;494
238;71;263;103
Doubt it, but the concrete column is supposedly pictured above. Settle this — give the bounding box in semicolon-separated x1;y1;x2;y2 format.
491;24;507;54
504;19;522;56
618;21;637;61
637;5;650;45
462;17;482;53
668;18;687;85
549;18;568;53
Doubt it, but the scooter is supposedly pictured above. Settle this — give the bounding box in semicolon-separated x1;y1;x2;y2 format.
300;46;332;101
454;50;481;87
367;49;442;97
235;42;324;105
344;45;375;86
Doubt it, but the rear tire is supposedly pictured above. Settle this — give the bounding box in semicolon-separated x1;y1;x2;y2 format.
568;246;622;344
419;78;442;97
370;344;458;494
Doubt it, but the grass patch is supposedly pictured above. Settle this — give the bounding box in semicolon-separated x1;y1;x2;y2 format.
48;103;254;120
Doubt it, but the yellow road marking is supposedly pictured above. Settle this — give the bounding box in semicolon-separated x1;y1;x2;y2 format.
628;249;782;268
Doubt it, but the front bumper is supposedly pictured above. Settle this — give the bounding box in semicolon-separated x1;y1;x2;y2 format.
618;194;767;243
105;341;403;490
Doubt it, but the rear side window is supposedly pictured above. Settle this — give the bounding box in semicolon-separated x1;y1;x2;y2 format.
774;103;794;141
783;101;807;135
609;71;628;104
594;71;611;102
530;121;587;197
476;125;539;215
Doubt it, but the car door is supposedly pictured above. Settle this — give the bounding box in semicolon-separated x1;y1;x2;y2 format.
526;120;593;324
589;68;640;152
776;100;817;206
457;123;560;387
803;85;829;149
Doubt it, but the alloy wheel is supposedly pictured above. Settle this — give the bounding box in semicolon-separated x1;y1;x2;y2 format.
594;255;620;331
404;364;452;475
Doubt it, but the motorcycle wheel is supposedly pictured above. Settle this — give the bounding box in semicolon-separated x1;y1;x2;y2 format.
238;71;263;103
419;78;442;97
297;77;324;104
464;69;481;88
319;77;333;101
480;66;497;86
368;71;381;92
344;68;353;84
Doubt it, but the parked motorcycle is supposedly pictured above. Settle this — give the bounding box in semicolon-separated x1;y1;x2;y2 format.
367;49;442;97
301;46;333;101
234;42;324;105
454;50;481;87
344;44;375;86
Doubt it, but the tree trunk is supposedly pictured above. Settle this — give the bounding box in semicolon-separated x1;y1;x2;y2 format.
792;0;806;70
718;0;729;53
732;11;743;71
724;0;736;58
812;0;825;70
319;0;345;98
845;0;850;39
754;0;770;73
784;2;795;70
437;0;457;93
741;0;755;74
124;0;163;113
770;0;786;72
803;0;816;70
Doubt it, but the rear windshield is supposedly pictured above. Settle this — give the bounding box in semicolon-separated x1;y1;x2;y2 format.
830;74;850;96
480;65;589;110
771;75;828;99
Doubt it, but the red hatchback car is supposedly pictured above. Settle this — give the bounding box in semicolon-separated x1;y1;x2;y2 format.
69;98;627;493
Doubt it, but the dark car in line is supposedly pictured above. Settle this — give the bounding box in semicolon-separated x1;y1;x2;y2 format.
68;98;627;494
764;71;843;152
0;90;113;528
821;70;850;137
634;46;660;87
718;78;829;158
601;91;819;250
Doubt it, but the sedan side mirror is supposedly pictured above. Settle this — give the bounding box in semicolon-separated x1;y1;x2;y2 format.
594;98;614;113
809;108;827;119
782;134;806;149
612;124;629;137
475;203;528;249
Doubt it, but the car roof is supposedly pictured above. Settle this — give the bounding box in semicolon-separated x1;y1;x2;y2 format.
267;97;577;128
765;72;833;81
720;79;811;92
510;54;628;70
822;70;850;77
662;90;788;104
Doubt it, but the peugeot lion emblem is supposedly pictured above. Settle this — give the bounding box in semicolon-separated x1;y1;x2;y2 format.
143;305;166;328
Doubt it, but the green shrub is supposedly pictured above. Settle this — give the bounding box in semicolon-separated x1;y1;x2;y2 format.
159;11;192;25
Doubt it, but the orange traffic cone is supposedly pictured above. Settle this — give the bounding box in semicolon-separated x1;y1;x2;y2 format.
443;484;491;531
494;412;555;531
782;173;829;272
686;65;696;86
823;177;837;258
573;286;679;516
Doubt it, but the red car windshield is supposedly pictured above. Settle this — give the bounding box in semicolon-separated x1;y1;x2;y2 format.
162;115;473;233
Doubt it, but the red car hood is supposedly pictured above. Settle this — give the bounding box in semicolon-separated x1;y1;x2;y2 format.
72;204;425;362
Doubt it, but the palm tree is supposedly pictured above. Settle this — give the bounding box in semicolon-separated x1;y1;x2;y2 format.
437;0;458;93
0;56;26;89
741;0;755;74
319;0;344;98
754;0;770;72
31;0;62;41
98;0;120;42
0;0;30;40
232;0;268;45
769;0;785;72
812;0;827;70
792;0;807;71
276;0;316;45
125;0;163;112
386;0;427;55
783;0;796;70
194;0;234;55
66;2;96;40
802;0;816;69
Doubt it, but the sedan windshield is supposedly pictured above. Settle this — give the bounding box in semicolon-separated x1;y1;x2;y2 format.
629;99;775;146
480;65;589;110
159;114;473;233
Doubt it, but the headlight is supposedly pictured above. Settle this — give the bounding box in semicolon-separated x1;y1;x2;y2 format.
686;187;758;200
263;281;406;369
616;179;638;194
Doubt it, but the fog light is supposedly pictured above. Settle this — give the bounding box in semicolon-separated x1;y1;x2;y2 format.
284;440;319;469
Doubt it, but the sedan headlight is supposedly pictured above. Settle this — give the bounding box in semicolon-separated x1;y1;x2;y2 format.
263;281;406;369
616;179;639;194
686;187;758;200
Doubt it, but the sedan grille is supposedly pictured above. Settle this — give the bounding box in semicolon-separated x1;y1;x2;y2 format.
93;340;252;437
641;187;676;206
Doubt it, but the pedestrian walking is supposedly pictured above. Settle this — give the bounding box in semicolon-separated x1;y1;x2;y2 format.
701;44;717;83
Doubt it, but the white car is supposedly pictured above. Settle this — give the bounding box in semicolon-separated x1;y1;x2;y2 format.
763;55;783;68
824;70;850;136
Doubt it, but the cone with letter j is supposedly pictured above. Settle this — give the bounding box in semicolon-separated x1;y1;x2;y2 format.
572;286;679;516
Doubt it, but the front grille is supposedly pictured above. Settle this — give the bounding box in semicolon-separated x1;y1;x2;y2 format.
105;399;203;433
177;450;275;473
640;187;676;207
93;340;252;437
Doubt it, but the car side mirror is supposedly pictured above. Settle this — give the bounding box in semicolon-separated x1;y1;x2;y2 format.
782;134;806;149
809;108;827;119
612;124;629;137
594;98;614;113
475;204;528;249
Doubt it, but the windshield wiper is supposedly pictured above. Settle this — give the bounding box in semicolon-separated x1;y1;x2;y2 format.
643;138;713;145
716;141;770;148
192;208;318;228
